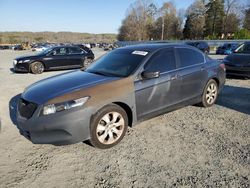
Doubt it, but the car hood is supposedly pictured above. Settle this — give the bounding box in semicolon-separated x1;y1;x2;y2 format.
224;54;249;65
22;70;120;104
15;54;42;61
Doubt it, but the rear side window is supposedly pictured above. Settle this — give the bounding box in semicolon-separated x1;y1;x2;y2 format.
69;47;83;54
177;48;204;68
53;47;67;55
145;49;176;73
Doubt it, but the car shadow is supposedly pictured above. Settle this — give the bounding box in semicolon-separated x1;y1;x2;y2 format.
9;67;81;74
9;93;21;126
226;75;249;80
9;68;27;74
216;85;250;115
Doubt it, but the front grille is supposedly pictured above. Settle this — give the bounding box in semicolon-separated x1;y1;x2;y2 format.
18;98;38;119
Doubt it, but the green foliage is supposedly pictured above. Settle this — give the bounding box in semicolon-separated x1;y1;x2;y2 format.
0;32;117;44
243;7;250;30
205;0;225;37
234;29;250;39
205;35;219;40
183;16;192;39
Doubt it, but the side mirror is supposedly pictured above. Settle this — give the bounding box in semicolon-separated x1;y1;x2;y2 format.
141;71;160;79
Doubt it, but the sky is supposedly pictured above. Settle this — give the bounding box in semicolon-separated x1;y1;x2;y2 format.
0;0;245;34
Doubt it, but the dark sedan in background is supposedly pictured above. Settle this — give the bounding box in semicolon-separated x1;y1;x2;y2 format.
16;44;225;148
223;42;250;78
185;41;210;54
216;42;239;55
13;46;94;74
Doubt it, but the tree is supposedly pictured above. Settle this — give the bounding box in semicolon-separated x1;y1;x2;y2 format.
204;0;225;37
235;29;250;39
223;0;236;33
117;0;156;41
224;13;240;37
222;0;241;37
154;2;181;40
183;0;206;39
243;7;250;30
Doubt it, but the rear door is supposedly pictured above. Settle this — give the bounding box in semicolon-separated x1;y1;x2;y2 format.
135;48;181;119
176;47;208;102
68;47;86;67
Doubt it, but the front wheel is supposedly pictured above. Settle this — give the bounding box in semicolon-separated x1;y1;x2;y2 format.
30;62;44;74
199;79;218;107
89;104;128;149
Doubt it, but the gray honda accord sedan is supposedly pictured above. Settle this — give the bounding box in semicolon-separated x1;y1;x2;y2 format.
16;44;226;149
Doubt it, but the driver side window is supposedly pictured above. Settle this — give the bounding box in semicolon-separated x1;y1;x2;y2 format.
144;49;176;73
236;43;250;54
52;47;67;55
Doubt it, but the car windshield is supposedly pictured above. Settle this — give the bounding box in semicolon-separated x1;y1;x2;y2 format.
234;43;245;53
36;47;53;55
86;49;148;77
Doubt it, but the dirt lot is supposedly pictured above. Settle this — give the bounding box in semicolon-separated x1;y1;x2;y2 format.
0;49;249;188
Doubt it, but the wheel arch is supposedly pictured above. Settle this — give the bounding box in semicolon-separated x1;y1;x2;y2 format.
112;102;133;127
210;77;220;87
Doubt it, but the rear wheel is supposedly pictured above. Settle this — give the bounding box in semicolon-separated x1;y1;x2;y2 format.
89;104;128;149
30;62;44;74
199;79;218;107
82;58;93;68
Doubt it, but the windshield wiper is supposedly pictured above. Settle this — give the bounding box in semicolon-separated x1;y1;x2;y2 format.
87;70;109;76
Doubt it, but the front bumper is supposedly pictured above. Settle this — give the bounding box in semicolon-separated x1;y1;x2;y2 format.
16;104;93;145
13;62;29;73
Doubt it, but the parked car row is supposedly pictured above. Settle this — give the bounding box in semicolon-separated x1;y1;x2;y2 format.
185;41;210;54
216;42;239;55
0;44;24;50
13;45;94;74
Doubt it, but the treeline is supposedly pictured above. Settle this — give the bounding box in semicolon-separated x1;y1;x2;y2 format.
0;32;117;44
118;0;250;41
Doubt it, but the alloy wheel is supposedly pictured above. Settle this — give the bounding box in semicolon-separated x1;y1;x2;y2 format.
31;62;44;74
96;111;125;145
206;83;217;105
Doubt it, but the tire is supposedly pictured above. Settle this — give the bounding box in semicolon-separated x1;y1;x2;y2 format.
89;104;128;149
199;79;218;107
30;62;44;74
82;58;93;68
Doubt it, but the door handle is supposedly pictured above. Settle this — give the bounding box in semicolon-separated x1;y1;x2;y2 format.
200;66;205;71
170;74;178;80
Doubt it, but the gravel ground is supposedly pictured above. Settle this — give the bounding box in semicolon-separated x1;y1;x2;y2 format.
0;49;249;188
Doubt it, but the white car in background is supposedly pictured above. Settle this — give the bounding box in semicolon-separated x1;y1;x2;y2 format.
32;46;49;52
84;43;91;49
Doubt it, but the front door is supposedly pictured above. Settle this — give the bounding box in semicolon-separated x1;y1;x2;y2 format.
45;47;70;69
135;48;181;120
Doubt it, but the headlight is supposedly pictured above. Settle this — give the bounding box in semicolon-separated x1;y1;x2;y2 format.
18;59;30;63
43;96;90;115
13;60;17;65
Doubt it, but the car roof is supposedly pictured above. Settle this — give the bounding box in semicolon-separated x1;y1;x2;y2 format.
119;43;194;53
52;45;80;49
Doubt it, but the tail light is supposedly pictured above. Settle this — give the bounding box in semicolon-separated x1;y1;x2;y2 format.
220;63;226;71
